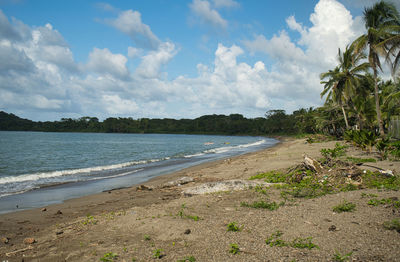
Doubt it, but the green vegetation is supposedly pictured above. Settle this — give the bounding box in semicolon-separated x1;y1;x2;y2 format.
177;204;201;221
177;256;196;262
320;143;347;160
152;249;164;259
229;243;240;255
226;222;241;232
362;171;400;190
144;235;151;241
368;197;400;208
240;200;283;210
333;201;356;213
82;215;97;225
346;157;376;163
332;251;353;262
100;252;118;262
383;219;400;232
265;231;318;249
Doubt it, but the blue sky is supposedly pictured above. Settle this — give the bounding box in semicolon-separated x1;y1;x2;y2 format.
0;0;394;121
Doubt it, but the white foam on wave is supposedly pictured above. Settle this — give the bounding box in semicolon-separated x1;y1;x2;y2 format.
205;139;266;154
0;158;164;185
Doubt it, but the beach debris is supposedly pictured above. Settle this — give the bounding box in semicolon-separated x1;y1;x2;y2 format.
163;177;194;188
136;185;153;191
5;245;33;257
182;180;280;196
1;237;10;244
55;210;63;215
302;154;324;174
23;237;36;244
55;231;64;235
329;225;337;231
184;229;191;234
41;208;47;212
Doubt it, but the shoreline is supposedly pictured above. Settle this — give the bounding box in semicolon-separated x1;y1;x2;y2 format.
0;135;278;214
0;137;284;217
1;137;399;261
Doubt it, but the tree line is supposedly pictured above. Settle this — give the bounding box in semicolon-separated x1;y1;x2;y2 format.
0;110;318;136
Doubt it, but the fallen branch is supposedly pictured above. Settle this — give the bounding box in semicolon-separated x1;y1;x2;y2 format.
5;245;33;257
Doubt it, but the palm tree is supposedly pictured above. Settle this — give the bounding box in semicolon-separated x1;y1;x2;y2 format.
320;44;370;130
353;1;400;136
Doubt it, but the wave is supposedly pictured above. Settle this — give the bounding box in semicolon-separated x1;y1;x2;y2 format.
0;139;268;186
0;158;163;185
204;139;266;154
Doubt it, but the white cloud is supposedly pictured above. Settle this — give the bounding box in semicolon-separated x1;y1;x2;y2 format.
106;10;160;49
212;0;239;9
127;46;141;58
240;0;366;111
136;42;177;79
87;48;130;79
102;94;138;115
189;0;228;29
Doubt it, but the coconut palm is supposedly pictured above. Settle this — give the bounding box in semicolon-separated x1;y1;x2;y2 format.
320;44;370;130
353;1;400;136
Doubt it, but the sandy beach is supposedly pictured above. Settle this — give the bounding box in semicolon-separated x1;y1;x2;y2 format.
1;138;400;261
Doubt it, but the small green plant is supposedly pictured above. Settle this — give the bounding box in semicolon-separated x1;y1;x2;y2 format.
83;214;98;225
332;251;353;261
389;141;400;159
265;231;318;249
227;222;241;232
361;192;378;198
100;252;118;262
367;197;400;207
240;200;283;210
333;200;356;213
144;234;151;241
320;143;347;160
376;137;390;160
291;237;319;249
229;243;240;255
153;248;164;259
383;219;400;232
265;231;287;247
176;204;200;221
177;256;196;262
254;185;268;195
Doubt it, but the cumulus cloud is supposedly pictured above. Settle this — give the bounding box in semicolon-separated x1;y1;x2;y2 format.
189;0;228;29
87;48;130;79
136;42;177;79
106;10;160;49
240;0;365;111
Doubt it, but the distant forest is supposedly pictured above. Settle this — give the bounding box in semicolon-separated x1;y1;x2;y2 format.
0;110;317;136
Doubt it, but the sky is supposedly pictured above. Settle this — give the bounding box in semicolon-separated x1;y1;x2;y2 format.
0;0;397;121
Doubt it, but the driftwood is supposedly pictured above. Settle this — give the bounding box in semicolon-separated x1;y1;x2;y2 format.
6;245;33;257
302;154;324;174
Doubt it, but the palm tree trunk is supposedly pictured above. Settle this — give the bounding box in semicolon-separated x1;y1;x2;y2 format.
373;69;385;136
341;105;349;130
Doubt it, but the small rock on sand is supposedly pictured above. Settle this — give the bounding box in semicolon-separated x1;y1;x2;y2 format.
23;238;36;244
1;237;10;244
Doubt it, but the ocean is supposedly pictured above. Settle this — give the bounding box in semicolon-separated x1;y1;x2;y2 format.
0;131;278;213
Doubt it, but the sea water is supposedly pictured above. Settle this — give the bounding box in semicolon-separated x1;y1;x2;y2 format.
0;131;278;213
